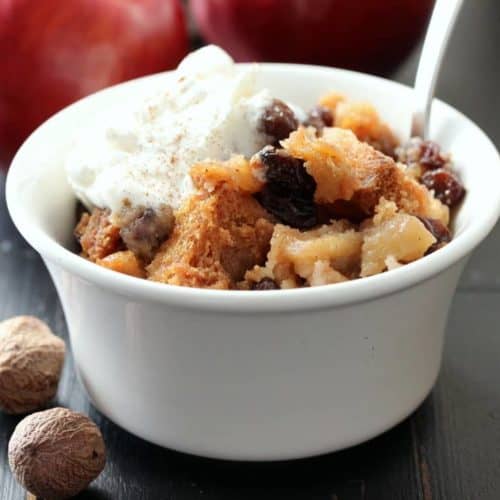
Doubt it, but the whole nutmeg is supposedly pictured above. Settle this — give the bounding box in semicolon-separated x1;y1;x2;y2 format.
0;316;65;414
9;407;106;499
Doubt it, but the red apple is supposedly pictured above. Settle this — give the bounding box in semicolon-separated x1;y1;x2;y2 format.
0;0;189;166
190;0;433;73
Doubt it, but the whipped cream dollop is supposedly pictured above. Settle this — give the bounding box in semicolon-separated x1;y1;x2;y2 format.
66;45;298;218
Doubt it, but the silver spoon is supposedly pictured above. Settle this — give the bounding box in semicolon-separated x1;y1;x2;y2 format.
411;0;465;139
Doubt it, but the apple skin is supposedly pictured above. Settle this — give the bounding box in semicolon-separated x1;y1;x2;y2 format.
0;0;188;166
190;0;433;72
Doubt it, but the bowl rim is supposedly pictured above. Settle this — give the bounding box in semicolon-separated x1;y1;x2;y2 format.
6;63;500;313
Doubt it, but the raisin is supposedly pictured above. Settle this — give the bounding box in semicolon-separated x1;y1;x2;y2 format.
304;106;333;131
256;187;318;229
396;137;448;171
420;168;465;207
255;147;318;229
260;147;316;197
419;140;446;170
251;278;280;290
319;200;367;224
417;216;452;254
120;205;174;262
260;99;299;144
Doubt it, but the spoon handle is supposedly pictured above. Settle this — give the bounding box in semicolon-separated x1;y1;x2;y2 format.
411;0;464;139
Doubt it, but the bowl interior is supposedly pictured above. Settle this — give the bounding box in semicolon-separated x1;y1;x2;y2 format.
6;64;500;309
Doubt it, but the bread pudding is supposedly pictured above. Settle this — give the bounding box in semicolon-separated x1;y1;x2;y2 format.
70;47;465;290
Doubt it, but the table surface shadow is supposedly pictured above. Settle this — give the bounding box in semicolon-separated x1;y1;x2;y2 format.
1;1;500;499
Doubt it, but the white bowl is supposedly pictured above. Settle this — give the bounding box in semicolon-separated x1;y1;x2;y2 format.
6;64;500;461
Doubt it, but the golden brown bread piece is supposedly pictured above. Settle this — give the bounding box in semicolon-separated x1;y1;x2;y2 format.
74;208;122;261
282;127;449;225
318;92;346;115
318;91;399;156
97;250;145;278
147;187;274;289
190;155;264;194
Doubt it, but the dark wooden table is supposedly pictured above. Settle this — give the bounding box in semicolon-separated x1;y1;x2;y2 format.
1;2;500;499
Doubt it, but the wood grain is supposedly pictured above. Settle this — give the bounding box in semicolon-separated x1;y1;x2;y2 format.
1;0;500;498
